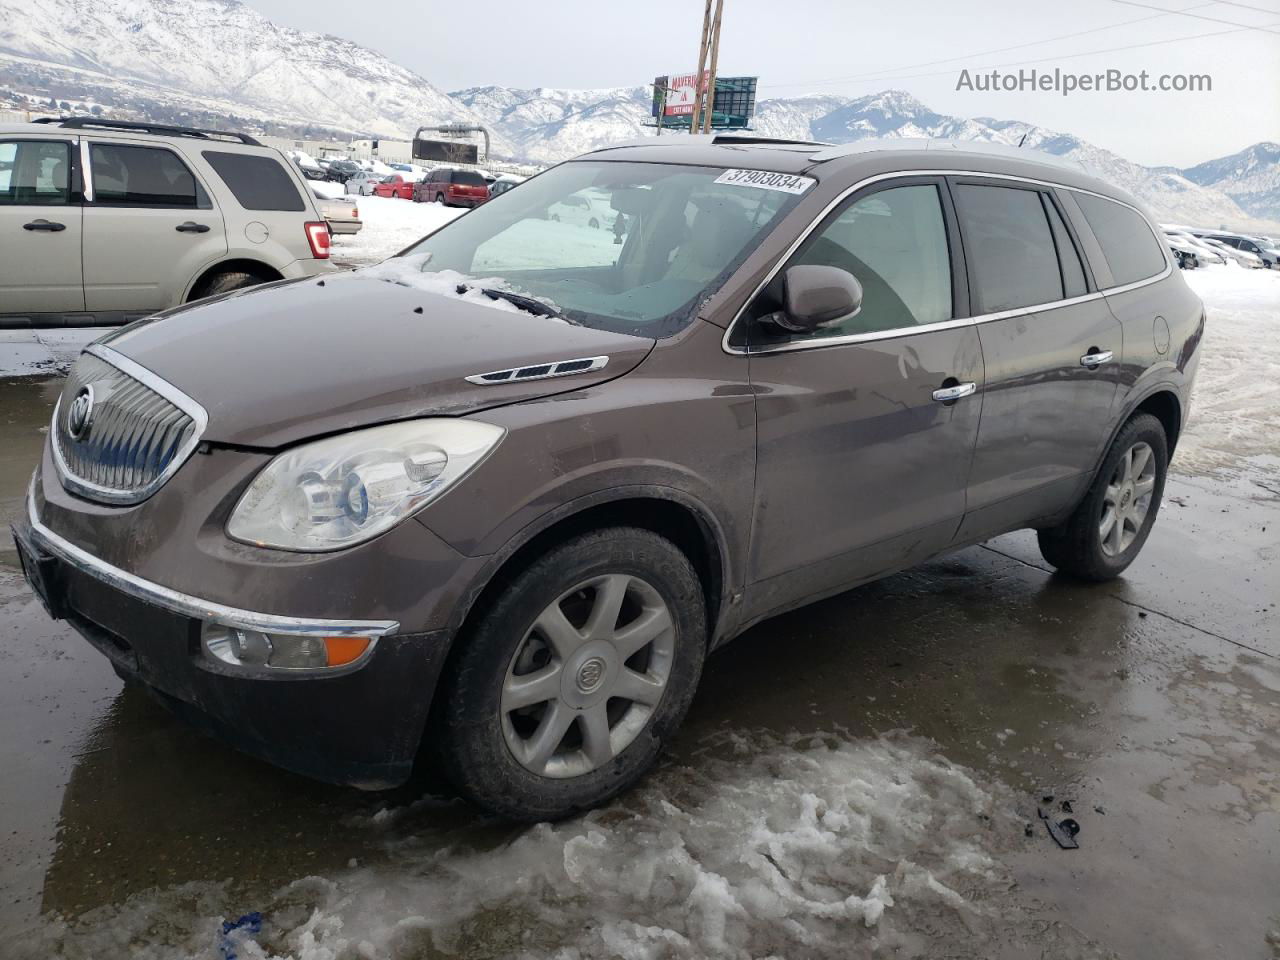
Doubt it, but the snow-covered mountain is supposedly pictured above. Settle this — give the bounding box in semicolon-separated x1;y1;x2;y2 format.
1182;142;1280;224
0;0;513;152
1;0;1274;228
455;85;1273;228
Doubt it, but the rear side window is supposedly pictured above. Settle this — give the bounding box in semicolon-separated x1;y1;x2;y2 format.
0;140;71;205
1073;193;1166;286
202;151;305;211
954;183;1062;313
785;182;953;338
90;143;202;208
454;170;486;187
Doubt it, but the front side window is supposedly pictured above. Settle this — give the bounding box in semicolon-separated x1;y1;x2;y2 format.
0;140;71;205
395;161;806;337
202;151;305;211
1073;193;1167;287
759;182;953;341
90;143;201;207
954;183;1063;313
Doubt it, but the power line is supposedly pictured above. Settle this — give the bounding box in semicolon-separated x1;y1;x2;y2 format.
759;19;1279;94
762;4;1218;90
1110;0;1280;33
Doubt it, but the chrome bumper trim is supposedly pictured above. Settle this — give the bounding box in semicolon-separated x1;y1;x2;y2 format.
25;482;399;639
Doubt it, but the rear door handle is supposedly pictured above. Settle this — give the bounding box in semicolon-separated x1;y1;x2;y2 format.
23;219;66;232
932;381;977;403
1080;350;1114;368
175;221;211;233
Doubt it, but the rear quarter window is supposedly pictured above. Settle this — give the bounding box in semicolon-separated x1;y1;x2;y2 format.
1073;193;1167;287
202;151;306;212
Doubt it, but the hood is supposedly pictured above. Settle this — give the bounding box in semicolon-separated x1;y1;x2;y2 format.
99;274;654;448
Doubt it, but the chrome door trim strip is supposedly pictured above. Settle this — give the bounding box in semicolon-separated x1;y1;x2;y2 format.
79;138;94;202
721;168;1172;357
50;343;210;506
25;479;399;638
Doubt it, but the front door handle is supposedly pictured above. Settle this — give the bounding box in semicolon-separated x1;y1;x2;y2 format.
23;219;66;232
175;221;211;233
1080;349;1114;368
932;381;977;403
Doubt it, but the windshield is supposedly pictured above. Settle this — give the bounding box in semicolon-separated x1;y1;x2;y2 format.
394;160;809;337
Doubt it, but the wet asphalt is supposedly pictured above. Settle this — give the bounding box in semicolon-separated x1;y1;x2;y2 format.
0;372;1277;959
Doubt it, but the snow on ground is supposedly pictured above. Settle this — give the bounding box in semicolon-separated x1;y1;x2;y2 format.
330;195;466;266
15;732;1077;960
1176;265;1280;481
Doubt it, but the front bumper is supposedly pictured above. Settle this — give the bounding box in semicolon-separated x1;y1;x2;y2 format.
13;493;450;789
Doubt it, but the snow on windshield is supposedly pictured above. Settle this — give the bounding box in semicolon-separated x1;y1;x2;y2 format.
359;254;569;322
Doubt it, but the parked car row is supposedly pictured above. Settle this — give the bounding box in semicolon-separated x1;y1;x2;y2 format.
1161;224;1279;270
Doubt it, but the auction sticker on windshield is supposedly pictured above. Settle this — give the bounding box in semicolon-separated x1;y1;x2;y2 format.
714;169;815;194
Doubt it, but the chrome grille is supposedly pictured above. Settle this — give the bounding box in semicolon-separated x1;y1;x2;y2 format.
51;345;208;505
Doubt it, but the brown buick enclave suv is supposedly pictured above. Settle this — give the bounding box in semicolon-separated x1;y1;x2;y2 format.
13;137;1204;820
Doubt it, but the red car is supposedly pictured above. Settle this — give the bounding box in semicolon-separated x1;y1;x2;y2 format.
372;174;414;199
412;168;490;207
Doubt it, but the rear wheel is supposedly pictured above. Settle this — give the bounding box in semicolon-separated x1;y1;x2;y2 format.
1037;413;1168;581
190;270;262;301
436;192;446;205
436;527;706;821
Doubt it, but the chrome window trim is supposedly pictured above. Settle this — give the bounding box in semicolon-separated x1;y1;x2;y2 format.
79;138;93;202
721;168;1172;357
50;343;209;506
465;355;609;385
25;478;398;639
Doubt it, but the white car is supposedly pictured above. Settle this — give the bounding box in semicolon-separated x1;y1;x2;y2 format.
1165;233;1202;268
1165;230;1226;266
346;173;383;196
1202;237;1263;268
316;198;362;235
547;191;615;230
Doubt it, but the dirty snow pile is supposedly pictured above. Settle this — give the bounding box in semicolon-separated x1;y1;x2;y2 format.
15;733;1087;960
1177;267;1280;479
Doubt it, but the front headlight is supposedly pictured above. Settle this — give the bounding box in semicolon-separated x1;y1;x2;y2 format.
227;419;504;552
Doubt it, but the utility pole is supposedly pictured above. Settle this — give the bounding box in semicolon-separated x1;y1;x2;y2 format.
689;0;713;134
702;0;724;134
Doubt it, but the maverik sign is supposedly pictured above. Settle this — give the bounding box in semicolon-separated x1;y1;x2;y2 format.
654;72;709;117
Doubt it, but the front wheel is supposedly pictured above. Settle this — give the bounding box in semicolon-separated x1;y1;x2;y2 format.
436;527;706;821
1037;413;1168;581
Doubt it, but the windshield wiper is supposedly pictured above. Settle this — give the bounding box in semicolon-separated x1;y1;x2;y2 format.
461;284;579;324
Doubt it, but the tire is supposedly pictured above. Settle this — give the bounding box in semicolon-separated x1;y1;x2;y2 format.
1037;413;1168;581
436;192;446;205
436;527;707;821
191;270;262;301
589;217;599;229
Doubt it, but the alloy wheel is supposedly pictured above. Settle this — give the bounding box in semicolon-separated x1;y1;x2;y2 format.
500;574;675;779
1099;440;1157;557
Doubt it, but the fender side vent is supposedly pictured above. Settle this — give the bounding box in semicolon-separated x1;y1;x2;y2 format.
465;356;609;385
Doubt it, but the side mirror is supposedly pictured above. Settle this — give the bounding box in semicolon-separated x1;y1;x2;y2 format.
771;265;863;333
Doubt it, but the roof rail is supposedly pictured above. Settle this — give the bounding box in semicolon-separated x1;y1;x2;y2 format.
30;117;262;146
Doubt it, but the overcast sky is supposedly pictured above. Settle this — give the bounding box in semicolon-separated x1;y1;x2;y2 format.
251;0;1278;167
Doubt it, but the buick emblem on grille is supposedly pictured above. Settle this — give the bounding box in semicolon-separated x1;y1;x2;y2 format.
67;385;95;440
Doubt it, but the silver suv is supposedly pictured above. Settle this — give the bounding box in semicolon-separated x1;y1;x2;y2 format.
0;118;334;328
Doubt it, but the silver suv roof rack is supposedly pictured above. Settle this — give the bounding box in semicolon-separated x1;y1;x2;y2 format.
31;117;263;146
